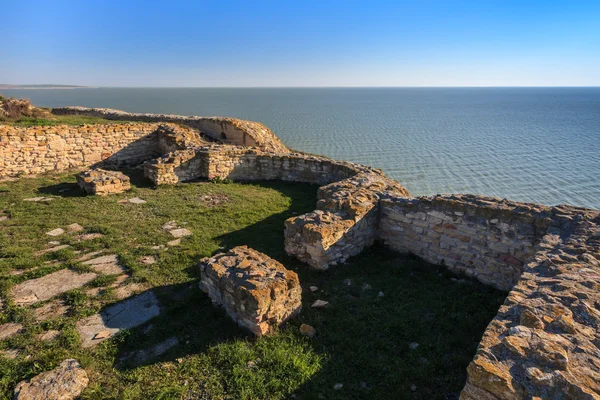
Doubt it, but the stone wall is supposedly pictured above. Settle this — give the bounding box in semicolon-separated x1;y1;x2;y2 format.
378;195;554;291
0;123;163;178
461;212;600;399
52;106;289;154
4;110;600;398
144;145;411;269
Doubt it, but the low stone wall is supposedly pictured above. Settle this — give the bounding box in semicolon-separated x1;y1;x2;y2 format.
4;109;600;398
144;145;411;269
0;123;162;178
379;195;549;290
52;106;289;154
461;213;600;399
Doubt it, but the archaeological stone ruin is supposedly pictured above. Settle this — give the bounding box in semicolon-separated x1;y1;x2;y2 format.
1;106;600;399
199;246;302;335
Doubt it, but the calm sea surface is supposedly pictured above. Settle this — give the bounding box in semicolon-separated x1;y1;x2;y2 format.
4;87;600;209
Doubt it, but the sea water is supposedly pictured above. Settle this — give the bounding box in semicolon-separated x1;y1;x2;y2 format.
3;87;599;209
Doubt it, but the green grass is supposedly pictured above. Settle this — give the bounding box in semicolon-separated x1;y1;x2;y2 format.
0;172;506;399
4;115;126;127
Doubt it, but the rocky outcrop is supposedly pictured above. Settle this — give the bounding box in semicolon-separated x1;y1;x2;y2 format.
52;106;289;153
199;246;302;335
13;359;89;400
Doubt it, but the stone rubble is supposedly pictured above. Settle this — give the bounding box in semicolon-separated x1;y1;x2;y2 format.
199;246;302;336
77;168;131;195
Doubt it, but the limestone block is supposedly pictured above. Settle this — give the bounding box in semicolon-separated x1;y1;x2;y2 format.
76;168;131;195
199;246;302;335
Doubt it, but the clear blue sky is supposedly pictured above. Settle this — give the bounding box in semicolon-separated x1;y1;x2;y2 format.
2;0;599;87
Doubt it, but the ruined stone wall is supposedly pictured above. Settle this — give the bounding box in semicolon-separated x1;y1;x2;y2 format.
0;123;162;179
52;106;289;154
461;212;600;399
377;195;560;291
144;145;411;269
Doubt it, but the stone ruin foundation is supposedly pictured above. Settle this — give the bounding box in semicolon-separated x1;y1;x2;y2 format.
199;246;302;336
76;168;131;195
2;106;600;398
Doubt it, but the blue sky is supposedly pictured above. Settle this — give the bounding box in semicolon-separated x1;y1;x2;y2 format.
2;0;599;87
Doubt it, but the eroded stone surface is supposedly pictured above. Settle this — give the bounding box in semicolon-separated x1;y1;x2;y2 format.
38;330;61;342
199;246;302;335
77;168;131;196
13;359;89;400
82;254;124;275
34;300;70;322
0;322;23;340
76;291;160;347
46;228;65;237
460;213;600;399
12;269;97;305
169;228;192;238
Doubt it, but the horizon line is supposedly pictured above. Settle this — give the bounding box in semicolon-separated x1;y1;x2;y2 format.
2;85;600;89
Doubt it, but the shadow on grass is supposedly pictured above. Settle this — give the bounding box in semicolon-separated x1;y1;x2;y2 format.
85;181;505;399
38;182;82;197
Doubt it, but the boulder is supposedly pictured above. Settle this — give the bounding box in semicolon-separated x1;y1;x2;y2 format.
14;359;89;400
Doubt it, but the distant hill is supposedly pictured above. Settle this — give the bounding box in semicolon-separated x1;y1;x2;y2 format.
0;84;93;89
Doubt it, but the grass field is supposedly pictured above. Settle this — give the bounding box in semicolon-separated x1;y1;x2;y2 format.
4;115;124;127
0;172;505;399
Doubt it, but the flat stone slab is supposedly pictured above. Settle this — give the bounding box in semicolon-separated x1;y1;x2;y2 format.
128;197;147;204
120;336;179;366
0;349;20;359
34;300;70;322
14;359;89;400
35;244;70;256
24;197;53;202
67;223;84;233
0;323;23;340
82;255;125;275
38;330;60;342
76;291;160;348
75;233;104;241
46;228;65;237
12;269;97;305
169;228;192;238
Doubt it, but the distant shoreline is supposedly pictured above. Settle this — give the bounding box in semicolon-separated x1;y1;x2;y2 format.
0;85;95;90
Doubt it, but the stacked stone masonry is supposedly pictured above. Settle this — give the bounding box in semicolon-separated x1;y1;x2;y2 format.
199;246;302;335
76;168;131;195
0;123;163;178
3;108;600;398
52;106;289;153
